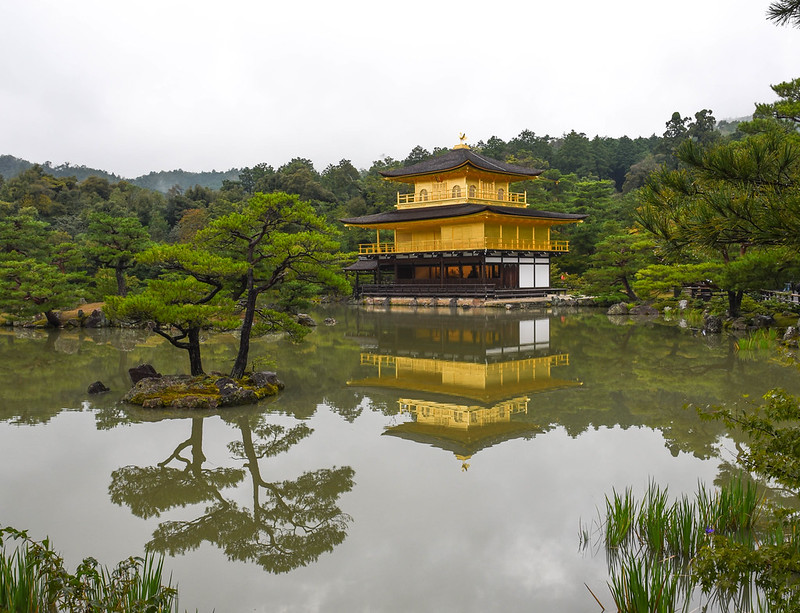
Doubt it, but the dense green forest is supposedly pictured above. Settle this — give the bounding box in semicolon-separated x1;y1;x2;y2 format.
0;109;752;293
1;102;792;314
1;87;798;323
0;113;746;195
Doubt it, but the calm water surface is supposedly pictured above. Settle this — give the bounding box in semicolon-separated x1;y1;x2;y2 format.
1;306;798;612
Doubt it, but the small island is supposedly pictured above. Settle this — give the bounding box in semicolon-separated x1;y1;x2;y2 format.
122;370;284;409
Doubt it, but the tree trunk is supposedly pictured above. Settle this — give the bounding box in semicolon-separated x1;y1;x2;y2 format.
230;276;257;380
621;275;638;302
188;327;204;376
727;289;743;318
236;417;263;515
115;265;128;297
190;417;206;473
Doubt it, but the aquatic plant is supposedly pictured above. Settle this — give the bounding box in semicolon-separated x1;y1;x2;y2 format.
736;328;779;353
0;539;52;612
588;476;773;611
0;525;177;612
638;481;670;555
607;554;682;613
665;495;699;561
604;487;636;551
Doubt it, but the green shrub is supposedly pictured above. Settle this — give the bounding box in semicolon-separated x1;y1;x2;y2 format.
0;526;177;612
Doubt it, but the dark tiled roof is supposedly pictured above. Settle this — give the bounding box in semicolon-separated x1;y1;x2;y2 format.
380;148;544;179
341;203;587;226
343;259;378;271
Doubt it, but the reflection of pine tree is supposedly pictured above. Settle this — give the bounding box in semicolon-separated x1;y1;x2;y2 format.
109;418;244;519
109;415;354;574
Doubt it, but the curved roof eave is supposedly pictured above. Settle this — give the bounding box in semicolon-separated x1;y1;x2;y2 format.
379;148;544;181
341;203;587;227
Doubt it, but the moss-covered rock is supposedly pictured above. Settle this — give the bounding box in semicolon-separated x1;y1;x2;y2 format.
123;372;283;409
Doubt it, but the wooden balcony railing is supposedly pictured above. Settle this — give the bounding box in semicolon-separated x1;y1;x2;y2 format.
357;238;569;254
397;189;527;208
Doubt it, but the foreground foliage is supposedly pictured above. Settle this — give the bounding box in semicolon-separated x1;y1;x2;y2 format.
587;387;800;611
0;525;176;612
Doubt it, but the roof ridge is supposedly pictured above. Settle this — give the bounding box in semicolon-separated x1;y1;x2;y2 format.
379;147;542;179
469;150;508;172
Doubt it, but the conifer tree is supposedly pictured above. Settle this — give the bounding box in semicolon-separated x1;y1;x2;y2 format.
82;211;152;297
197;192;349;379
105;244;244;376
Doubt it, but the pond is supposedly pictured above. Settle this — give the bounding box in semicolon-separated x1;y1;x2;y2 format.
1;306;798;612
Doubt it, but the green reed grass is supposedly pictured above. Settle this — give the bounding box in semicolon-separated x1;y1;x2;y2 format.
608;554;683;613
665;496;699;561
605;487;636;550
592;476;769;612
638;481;670;555
87;553;175;612
736;328;779;353
0;526;177;613
697;476;761;536
0;542;53;613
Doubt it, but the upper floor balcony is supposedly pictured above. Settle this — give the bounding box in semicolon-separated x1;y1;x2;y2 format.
357;237;570;254
396;186;527;209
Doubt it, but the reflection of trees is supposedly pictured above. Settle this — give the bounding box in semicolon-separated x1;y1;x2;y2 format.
533;313;800;458
109;414;354;574
110;418;244;518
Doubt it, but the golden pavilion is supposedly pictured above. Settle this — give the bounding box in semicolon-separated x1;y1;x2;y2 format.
341;138;587;298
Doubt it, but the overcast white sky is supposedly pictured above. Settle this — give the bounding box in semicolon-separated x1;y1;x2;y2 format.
1;0;797;178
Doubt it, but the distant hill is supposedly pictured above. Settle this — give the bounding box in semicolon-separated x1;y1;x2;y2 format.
0;154;240;193
133;168;241;193
716;116;751;136
0;155;122;183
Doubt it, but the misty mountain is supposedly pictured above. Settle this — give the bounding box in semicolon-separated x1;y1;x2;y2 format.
0;155;240;193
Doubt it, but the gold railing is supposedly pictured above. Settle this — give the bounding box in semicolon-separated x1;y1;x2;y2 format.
360;354;396;367
397;396;530;428
358;238;569;254
397;189;527;208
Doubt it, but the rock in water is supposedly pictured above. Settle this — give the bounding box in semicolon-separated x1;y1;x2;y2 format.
84;309;109;328
703;315;723;334
250;371;285;390
87;381;110;394
607;303;629;315
297;313;317;327
752;314;775;328
629;304;659;317
129;364;162;384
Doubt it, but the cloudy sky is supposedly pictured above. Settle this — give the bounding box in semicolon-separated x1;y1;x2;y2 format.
1;0;798;178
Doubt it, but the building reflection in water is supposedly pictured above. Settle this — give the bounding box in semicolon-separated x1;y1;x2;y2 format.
348;309;582;469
